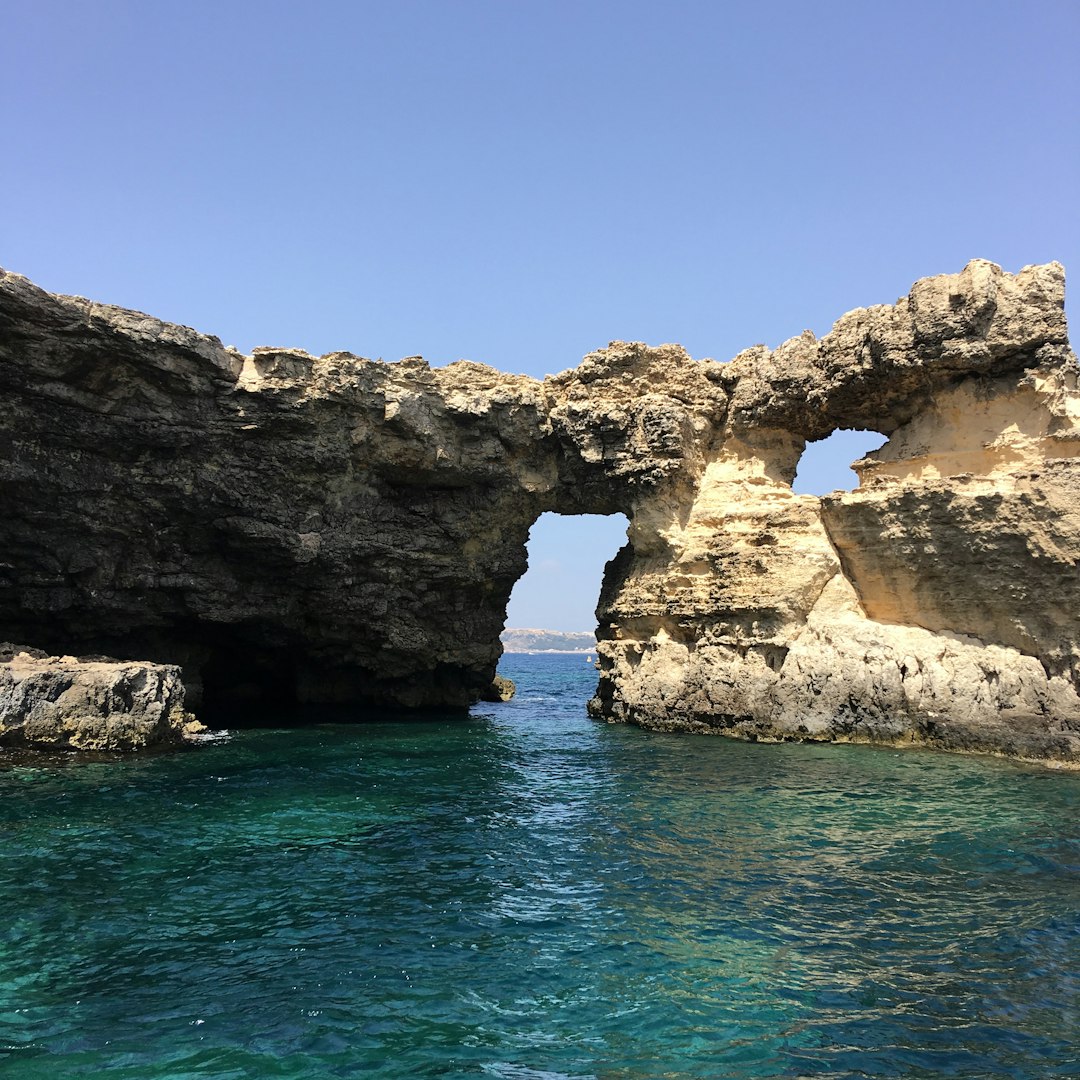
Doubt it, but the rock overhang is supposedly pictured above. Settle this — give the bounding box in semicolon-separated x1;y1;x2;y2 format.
1;259;1077;764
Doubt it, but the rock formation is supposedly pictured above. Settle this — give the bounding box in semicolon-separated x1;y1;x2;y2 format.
0;645;199;750
481;674;517;703
1;260;1077;763
588;263;1080;767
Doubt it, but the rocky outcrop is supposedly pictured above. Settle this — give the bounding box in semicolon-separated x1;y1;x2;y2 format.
0;646;200;750
0;274;549;712
587;263;1080;766
480;674;517;703
1;260;1077;764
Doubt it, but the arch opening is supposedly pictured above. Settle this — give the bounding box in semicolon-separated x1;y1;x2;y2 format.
792;429;887;496
500;511;630;653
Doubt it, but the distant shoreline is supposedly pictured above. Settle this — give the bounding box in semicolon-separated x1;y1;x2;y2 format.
502;648;596;655
500;628;596;654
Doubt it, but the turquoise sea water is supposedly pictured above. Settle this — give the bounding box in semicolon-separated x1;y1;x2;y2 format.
1;653;1077;1079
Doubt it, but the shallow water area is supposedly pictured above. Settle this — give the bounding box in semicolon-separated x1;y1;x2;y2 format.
1;653;1077;1078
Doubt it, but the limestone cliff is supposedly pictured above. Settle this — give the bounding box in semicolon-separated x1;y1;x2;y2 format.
1;260;1077;763
588;262;1080;766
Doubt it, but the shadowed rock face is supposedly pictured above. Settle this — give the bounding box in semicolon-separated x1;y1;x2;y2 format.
1;260;1078;763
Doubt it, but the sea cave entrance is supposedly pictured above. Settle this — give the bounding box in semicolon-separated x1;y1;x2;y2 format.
499;511;630;686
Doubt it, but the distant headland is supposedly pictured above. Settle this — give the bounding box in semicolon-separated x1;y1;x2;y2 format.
500;629;595;654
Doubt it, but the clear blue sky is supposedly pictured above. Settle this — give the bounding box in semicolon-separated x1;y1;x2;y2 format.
3;1;1077;632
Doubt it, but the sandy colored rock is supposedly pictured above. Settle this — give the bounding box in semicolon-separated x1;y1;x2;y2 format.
1;259;1078;764
0;647;200;750
480;674;516;702
586;263;1080;768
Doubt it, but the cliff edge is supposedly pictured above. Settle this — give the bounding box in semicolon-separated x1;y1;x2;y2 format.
1;260;1077;763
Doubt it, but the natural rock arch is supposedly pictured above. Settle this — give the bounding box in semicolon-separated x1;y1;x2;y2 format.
1;260;1078;763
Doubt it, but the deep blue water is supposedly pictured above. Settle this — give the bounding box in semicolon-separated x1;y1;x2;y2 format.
1;653;1077;1079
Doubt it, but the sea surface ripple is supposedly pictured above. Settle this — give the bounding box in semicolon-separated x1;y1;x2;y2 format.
1;654;1077;1078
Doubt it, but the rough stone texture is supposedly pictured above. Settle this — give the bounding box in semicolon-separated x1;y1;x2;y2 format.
480;674;516;703
1;259;1078;764
587;263;1080;767
0;646;200;750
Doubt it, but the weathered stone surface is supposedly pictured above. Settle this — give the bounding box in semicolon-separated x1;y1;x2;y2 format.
480;674;516;703
586;263;1080;768
0;646;199;750
1;259;1077;764
0;270;550;712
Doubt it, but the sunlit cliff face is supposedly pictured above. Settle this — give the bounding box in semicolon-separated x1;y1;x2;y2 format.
1;260;1078;764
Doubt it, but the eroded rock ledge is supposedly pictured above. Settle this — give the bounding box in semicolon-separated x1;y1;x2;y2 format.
0;646;199;751
1;260;1077;764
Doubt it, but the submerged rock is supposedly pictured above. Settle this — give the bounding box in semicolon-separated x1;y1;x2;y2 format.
480;674;516;703
0;646;201;751
1;260;1078;764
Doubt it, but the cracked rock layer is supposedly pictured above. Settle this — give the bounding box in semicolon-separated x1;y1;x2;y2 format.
1;259;1077;764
